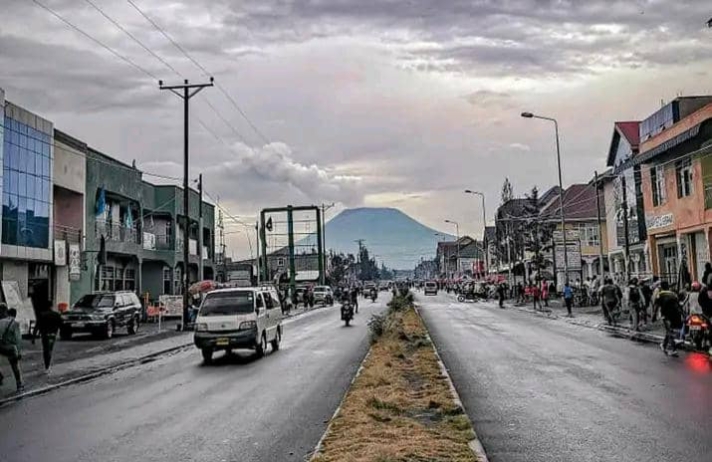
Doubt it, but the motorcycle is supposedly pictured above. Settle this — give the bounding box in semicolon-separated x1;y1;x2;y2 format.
686;313;710;351
341;300;354;326
457;291;478;302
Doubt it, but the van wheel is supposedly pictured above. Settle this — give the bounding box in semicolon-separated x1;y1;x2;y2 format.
255;333;267;358
202;348;213;364
271;328;281;352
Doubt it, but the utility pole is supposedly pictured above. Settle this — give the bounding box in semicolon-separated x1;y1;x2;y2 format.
255;222;260;285
198;174;204;282
594;171;605;278
355;239;365;281
159;78;213;330
321;203;335;285
621;174;631;282
218;207;226;283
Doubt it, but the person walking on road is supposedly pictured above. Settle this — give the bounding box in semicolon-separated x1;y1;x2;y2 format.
0;307;24;392
531;282;541;310
31;304;63;374
541;279;549;307
563;282;574;316
497;283;505;309
628;278;646;331
600;278;622;326
656;281;683;357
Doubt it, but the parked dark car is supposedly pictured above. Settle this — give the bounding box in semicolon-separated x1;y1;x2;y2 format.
60;291;142;340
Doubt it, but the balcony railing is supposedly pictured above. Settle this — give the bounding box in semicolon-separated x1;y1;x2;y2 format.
143;232;173;251
95;219;140;244
54;224;82;244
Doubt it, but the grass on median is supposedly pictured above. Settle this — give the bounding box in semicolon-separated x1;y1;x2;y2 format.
312;295;478;462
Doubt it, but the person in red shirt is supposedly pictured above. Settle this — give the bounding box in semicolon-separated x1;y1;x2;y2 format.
531;282;541;310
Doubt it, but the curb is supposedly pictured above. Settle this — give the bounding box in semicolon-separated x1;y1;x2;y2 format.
308;349;372;460
0;341;192;408
415;306;489;462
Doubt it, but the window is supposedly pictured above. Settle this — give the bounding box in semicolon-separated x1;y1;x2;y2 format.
163;267;172;294
263;292;275;309
125;269;136;291
651;164;666;207
676;158;693;198
576;224;600;247
1;116;51;249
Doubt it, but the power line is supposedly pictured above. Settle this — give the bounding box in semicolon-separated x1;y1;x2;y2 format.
82;0;180;75
125;0;209;75
125;0;271;145
32;0;158;81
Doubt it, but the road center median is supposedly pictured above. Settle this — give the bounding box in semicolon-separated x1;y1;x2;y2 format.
311;293;481;462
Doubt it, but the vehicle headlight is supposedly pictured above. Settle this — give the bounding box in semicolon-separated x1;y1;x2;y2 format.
196;323;209;332
90;314;106;320
239;321;257;330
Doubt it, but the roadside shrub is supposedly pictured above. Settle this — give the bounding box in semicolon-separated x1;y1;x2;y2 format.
369;313;387;340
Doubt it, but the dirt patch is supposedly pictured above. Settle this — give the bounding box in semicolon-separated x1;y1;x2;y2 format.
312;299;478;462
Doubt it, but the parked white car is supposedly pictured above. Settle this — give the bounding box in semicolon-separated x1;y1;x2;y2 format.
194;287;283;363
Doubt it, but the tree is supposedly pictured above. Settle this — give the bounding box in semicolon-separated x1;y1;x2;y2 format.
358;245;379;281
501;177;513;204
380;262;394;281
522;186;554;279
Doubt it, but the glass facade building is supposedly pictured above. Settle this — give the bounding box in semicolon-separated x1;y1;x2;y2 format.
2;114;52;248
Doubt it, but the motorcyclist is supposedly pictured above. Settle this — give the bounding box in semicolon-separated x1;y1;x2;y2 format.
627;278;646;331
656;281;683;356
600;278;622;326
369;286;377;302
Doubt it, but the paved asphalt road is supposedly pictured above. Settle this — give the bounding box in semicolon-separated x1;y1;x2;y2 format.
418;292;712;462
0;298;385;462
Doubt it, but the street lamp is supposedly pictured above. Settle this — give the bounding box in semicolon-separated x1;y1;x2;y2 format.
465;189;488;277
521;111;568;284
444;219;460;278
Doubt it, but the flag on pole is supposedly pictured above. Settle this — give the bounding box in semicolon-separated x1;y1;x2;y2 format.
96;187;106;216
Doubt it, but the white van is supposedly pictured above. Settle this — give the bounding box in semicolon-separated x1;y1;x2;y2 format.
194;287;283;363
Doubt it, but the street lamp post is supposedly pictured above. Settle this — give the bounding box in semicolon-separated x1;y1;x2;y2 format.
521;111;568;285
444;220;460;278
465;190;488;277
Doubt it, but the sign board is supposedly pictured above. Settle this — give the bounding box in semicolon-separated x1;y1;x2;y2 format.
158;295;183;317
1;281;35;335
143;232;156;250
227;270;252;287
554;242;582;270
69;244;81;281
646;213;674;231
54;239;67;266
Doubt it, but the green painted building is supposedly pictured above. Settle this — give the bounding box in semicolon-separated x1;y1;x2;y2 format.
71;148;215;304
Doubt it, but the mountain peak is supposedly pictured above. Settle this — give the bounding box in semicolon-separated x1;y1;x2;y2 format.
325;207;451;269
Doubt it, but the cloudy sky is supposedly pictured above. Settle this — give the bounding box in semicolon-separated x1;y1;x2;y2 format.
2;0;712;260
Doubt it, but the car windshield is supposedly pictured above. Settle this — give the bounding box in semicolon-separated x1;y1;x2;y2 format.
74;294;114;309
314;287;328;292
200;292;254;316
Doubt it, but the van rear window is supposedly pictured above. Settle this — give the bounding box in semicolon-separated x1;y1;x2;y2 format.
200;292;254;316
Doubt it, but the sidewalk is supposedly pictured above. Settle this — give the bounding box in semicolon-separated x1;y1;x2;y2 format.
0;300;332;403
0;319;191;403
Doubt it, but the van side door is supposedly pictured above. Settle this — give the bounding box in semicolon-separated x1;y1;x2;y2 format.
254;292;267;338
